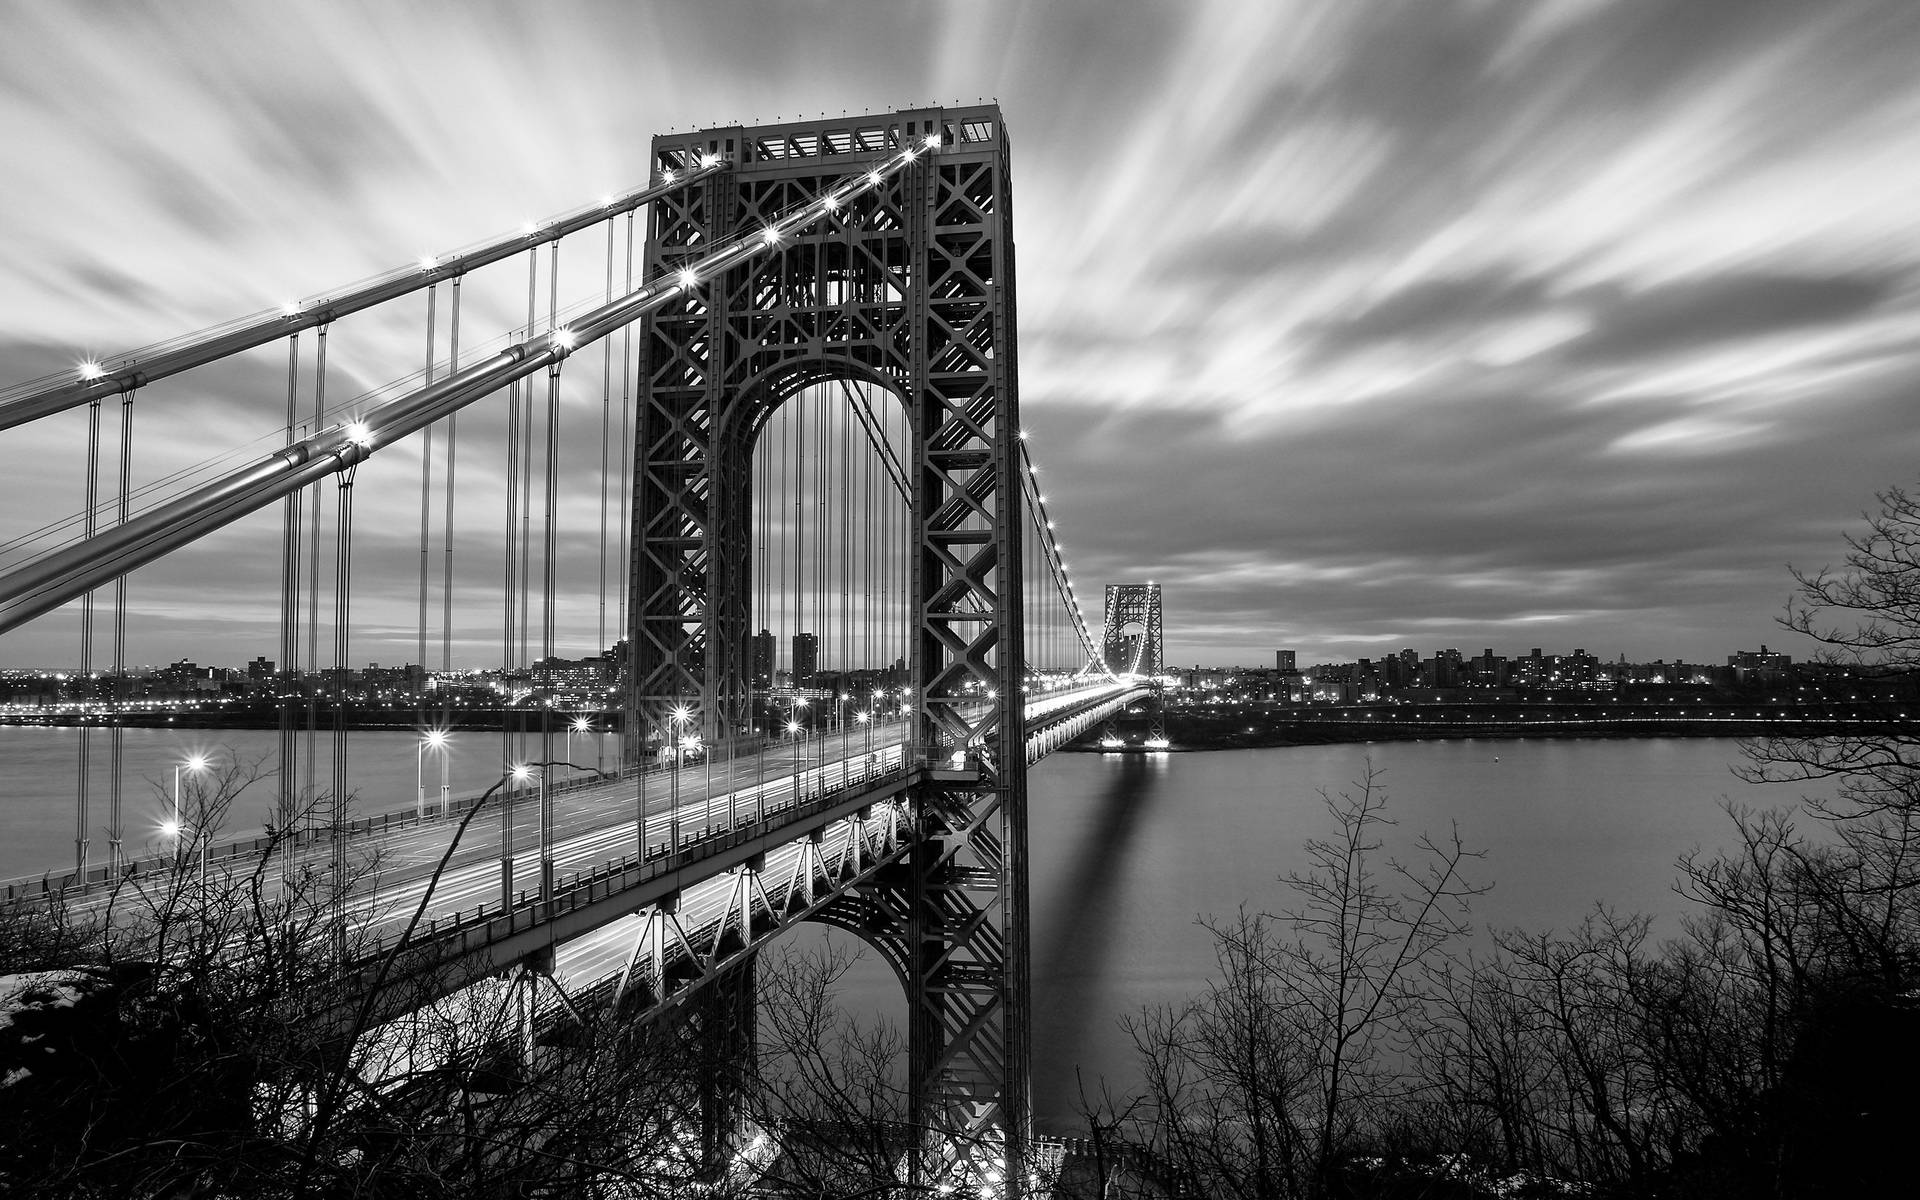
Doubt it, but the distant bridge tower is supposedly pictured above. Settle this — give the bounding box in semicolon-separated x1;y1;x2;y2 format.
1102;582;1163;676
627;105;1031;1188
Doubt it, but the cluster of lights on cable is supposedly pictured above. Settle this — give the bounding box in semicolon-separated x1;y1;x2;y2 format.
1018;432;1105;675
59;145;750;399
292;129;943;466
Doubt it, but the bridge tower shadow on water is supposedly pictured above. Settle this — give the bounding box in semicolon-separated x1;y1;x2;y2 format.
628;104;1031;1187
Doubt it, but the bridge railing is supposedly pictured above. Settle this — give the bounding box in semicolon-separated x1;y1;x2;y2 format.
0;697;1119;904
352;753;919;973
0;752;646;903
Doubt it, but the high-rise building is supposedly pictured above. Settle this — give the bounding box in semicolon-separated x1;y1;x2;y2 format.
1275;649;1296;672
792;632;818;686
750;629;775;689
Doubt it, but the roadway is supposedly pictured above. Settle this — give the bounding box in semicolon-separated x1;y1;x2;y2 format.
20;679;1147;1022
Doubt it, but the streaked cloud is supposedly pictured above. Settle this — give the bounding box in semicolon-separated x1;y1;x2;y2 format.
3;0;1920;667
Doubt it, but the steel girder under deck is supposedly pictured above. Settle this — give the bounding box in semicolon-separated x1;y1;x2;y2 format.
627;104;1030;1187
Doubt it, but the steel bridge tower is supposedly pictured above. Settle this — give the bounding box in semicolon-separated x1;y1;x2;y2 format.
1102;582;1163;676
627;105;1031;1184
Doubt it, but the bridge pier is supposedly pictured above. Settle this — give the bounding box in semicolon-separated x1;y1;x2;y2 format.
686;955;757;1182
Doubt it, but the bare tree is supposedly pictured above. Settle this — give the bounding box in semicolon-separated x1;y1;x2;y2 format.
1741;482;1920;816
1117;766;1484;1199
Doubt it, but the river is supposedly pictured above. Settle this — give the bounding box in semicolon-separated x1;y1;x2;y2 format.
0;728;1829;1130
801;737;1833;1130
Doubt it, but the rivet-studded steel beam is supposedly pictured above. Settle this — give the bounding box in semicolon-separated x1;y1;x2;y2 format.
627;103;1031;1191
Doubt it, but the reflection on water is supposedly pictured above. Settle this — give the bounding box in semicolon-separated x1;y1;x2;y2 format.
1030;753;1165;1087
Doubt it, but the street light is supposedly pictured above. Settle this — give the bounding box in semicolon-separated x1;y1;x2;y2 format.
567;716;592;780
669;705;691;849
786;719;804;804
171;754;210;868
499;761;533;908
856;709;872;773
417;729;449;819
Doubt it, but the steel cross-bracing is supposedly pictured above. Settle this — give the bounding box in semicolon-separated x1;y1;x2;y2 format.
630;103;1037;1187
1102;582;1164;676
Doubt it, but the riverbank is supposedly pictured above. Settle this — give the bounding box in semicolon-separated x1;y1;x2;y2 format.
1065;703;1910;752
0;704;608;732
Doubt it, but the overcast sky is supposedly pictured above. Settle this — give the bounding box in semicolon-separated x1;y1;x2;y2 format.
4;0;1920;669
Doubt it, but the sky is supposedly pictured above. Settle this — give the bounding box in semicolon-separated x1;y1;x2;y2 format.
3;0;1920;670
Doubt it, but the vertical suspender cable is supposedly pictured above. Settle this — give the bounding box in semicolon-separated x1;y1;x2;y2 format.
539;238;559;885
822;390;832;706
618;212;635;664
794;393;804;691
862;386;872;686
519;251;537;721
777;399;787;691
76;397;100;877
757;412;770;744
330;462;357;960
504;336;522;777
108;389;133;873
501;340;521;909
280;332;302;849
331;460;357;959
418;283;437;695
306;325;328;805
438;277;460;814
841;387;851;702
599;218;613;735
441;276;462;677
540;363;561;900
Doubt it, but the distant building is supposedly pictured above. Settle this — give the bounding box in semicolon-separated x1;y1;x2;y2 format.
792;632;818;686
751;629;775;689
1728;643;1791;683
1275;649;1296;672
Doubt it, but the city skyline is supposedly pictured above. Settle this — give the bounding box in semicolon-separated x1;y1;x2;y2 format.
4;1;1920;668
0;632;1807;678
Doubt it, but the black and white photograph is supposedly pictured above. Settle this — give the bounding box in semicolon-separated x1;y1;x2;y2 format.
2;2;1918;1195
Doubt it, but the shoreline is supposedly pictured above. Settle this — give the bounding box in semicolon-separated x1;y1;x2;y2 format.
3;704;1906;750
1062;708;1905;752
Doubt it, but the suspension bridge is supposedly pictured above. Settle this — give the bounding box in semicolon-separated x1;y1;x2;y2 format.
0;104;1156;1193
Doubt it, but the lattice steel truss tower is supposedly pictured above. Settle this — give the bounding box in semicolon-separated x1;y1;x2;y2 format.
627;106;1031;1183
1102;582;1164;675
